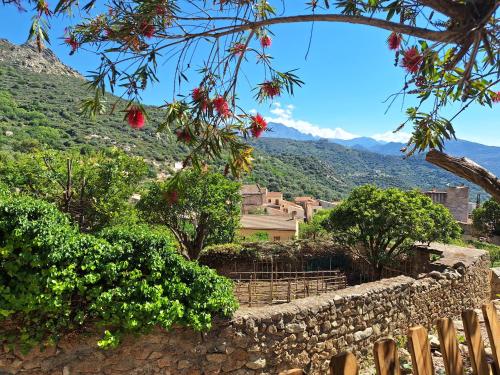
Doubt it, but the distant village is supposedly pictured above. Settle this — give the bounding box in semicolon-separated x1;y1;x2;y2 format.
240;183;473;241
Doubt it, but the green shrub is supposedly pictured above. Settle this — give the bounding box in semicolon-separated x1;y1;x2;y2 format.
0;194;238;352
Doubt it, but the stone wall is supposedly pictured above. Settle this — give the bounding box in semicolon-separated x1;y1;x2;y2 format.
0;244;491;375
492;268;500;299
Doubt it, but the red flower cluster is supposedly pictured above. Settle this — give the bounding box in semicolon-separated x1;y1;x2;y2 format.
191;87;209;111
176;129;192;143
387;32;402;50
260;35;272;48
213;96;231;117
126;106;145;129
401;47;422;74
261;81;281;99
231;43;246;56
64;36;79;53
492;91;500;103
250;114;267;138
141;22;155;38
164;190;179;205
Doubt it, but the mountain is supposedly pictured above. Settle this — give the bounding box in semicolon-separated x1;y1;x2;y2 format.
0;39;487;201
263;122;500;177
263;122;318;141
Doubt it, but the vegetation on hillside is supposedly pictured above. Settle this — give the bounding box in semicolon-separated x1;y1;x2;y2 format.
0;192;238;351
472;198;500;237
0;54;484;202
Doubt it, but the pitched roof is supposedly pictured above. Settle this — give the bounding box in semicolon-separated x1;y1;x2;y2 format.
241;215;298;231
241;184;264;195
266;191;282;197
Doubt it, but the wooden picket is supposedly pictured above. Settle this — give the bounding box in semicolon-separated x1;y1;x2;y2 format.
461;309;490;375
330;351;359;375
281;302;499;375
436;317;464;375
482;303;500;375
407;326;434;375
373;338;401;375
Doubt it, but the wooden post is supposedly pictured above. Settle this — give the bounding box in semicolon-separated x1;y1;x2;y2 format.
407;326;434;375
248;275;252;307
481;303;500;375
270;257;274;303
287;278;291;303
436;318;464;375
373;339;401;375
330;352;359;375
462;309;490;375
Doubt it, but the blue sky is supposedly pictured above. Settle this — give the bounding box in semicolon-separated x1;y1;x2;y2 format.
1;5;498;145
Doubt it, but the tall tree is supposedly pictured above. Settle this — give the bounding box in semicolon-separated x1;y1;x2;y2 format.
137;169;242;259
4;0;499;198
472;198;500;236
322;185;461;278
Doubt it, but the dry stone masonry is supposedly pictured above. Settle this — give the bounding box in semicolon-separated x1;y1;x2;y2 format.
0;244;491;374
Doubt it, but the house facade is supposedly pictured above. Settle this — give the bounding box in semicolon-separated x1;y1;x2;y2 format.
239;214;299;241
424;185;469;223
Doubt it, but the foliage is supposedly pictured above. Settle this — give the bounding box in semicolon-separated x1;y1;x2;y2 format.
0;148;148;232
237;231;269;242
0;193;237;352
322;185;461;278
299;209;332;240
472;199;500;236
138;169;242;260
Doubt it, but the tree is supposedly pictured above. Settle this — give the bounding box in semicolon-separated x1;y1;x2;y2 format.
472;198;500;236
299;209;332;240
322;185;460;278
0;148;148;231
4;0;499;198
137;169;241;259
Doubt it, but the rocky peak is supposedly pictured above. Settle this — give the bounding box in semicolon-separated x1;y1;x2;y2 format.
0;38;83;79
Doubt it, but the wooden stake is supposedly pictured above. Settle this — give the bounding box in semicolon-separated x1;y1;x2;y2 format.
373;338;401;375
436;318;464;375
330;351;359;375
461;309;489;375
481;303;500;375
407;326;434;375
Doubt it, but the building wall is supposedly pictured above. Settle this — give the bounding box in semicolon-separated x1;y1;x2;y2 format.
445;186;469;223
239;228;297;241
0;245;491;375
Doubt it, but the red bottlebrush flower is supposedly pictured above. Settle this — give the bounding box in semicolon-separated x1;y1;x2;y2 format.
492;91;500;103
126;106;145;129
64;36;79;53
231;43;246;56
387;32;402;50
260;35;272;48
141;22;155;38
191;87;204;102
164;190;178;205
213;96;231;117
261;81;281;99
401;47;422;74
176;129;192;143
250;114;267;138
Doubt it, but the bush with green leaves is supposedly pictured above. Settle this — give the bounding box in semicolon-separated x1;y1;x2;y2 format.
299;209;332;240
472;198;500;237
0;193;238;352
323;185;461;278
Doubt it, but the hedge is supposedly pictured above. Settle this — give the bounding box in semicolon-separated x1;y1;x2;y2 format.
0;194;238;352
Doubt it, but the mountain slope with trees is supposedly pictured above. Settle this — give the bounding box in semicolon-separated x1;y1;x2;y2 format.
0;39;483;201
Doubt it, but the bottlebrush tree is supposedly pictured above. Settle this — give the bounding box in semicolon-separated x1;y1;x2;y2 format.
3;0;500;199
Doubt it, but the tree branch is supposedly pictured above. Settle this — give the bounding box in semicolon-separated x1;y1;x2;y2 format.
425;149;500;202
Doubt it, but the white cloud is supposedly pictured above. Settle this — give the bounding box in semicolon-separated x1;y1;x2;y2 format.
372;130;412;143
265;102;357;140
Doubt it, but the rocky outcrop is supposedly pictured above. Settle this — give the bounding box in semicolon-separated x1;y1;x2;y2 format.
0;244;491;374
0;39;82;78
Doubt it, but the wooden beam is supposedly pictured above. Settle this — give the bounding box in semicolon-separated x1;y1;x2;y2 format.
330;352;359;375
426;150;500;202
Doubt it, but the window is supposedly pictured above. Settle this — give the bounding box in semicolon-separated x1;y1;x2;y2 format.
273;236;281;241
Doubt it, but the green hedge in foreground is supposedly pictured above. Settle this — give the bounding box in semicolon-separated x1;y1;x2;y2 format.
0;194;238;352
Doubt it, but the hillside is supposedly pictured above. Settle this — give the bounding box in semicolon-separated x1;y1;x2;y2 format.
0;39;484;201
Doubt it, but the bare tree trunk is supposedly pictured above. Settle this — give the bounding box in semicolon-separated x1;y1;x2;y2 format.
425;149;500;202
